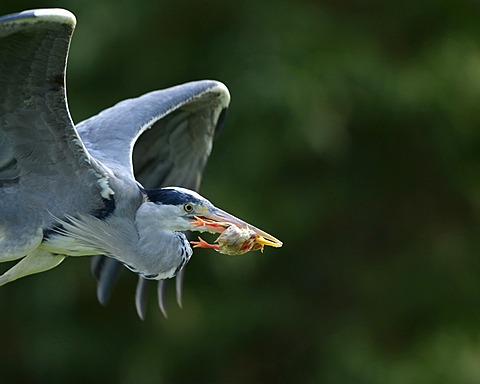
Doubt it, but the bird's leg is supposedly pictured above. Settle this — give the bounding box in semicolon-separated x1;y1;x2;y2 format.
191;236;219;250
189;216;230;232
0;249;65;286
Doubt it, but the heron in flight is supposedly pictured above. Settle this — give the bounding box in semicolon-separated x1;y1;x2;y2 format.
0;9;282;318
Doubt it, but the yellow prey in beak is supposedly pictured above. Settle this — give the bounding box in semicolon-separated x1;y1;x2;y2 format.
188;207;282;255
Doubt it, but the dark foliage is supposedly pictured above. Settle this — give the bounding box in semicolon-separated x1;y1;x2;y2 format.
2;0;480;382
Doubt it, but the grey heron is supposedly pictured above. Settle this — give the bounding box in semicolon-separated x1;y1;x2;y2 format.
0;9;282;318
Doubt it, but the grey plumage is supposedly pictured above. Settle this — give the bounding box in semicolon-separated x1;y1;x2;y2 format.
0;9;230;317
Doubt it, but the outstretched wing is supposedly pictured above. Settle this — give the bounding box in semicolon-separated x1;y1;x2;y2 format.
77;81;229;183
0;9;112;256
77;81;230;318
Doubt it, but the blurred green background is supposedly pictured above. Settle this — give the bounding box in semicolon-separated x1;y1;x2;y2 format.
3;0;480;383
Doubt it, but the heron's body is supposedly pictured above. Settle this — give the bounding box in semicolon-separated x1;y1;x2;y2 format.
0;8;281;318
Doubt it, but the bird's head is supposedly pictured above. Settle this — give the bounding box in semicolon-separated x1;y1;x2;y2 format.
143;187;282;254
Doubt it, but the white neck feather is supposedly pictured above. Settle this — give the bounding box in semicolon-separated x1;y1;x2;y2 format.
43;202;192;280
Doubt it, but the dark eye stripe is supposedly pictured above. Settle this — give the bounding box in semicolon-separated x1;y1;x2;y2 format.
144;188;203;206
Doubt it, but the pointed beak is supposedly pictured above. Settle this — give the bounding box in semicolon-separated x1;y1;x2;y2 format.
191;207;283;249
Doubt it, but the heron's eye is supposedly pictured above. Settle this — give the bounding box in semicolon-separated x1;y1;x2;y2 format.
184;203;194;213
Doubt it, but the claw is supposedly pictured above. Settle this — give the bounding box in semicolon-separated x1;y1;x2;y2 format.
135;277;149;321
175;268;185;309
157;280;168;318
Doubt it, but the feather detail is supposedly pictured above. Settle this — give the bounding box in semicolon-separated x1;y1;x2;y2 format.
42;214;117;256
43;209;192;280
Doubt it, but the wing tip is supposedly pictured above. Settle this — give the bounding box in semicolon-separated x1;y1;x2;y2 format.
204;80;231;109
33;9;77;27
0;8;76;29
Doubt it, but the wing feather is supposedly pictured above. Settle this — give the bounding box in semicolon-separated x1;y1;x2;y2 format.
77;80;229;183
0;10;112;254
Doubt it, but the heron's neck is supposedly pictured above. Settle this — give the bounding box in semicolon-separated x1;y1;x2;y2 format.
135;202;187;231
133;203;192;279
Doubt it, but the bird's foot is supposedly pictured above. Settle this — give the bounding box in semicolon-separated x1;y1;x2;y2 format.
190;236;219;250
189;216;230;232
